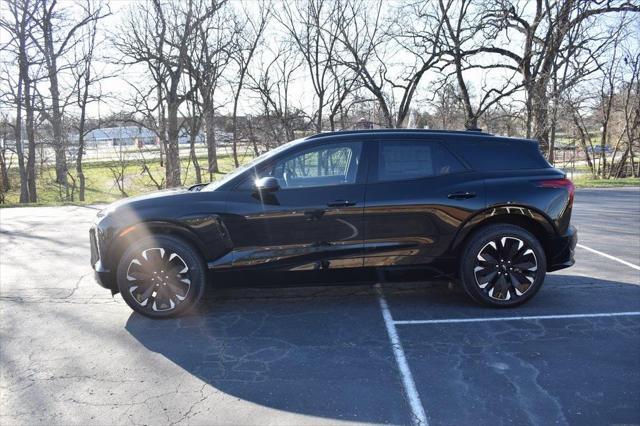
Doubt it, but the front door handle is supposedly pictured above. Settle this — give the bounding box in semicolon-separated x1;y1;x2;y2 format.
327;200;356;207
448;191;477;200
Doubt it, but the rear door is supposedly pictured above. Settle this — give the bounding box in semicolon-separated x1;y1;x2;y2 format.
363;137;485;267
221;139;367;271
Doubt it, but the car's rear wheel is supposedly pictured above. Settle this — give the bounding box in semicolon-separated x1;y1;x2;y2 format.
459;224;547;307
116;235;206;318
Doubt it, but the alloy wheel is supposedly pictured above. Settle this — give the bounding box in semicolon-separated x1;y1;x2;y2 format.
125;247;192;312
473;236;538;301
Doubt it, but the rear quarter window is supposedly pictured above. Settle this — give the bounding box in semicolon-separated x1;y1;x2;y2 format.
447;138;550;171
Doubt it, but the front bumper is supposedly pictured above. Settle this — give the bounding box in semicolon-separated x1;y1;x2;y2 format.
547;225;577;272
90;226;117;293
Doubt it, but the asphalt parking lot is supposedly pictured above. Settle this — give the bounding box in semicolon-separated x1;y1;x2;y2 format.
1;187;639;426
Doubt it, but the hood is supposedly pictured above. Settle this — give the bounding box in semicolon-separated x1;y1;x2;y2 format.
97;187;189;217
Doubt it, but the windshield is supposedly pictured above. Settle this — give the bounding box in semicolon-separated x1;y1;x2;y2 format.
201;138;306;191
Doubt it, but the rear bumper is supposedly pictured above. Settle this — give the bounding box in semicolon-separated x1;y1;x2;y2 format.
547;225;577;272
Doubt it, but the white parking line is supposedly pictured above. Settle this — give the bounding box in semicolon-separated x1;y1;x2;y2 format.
375;284;428;426
577;243;640;271
394;311;640;325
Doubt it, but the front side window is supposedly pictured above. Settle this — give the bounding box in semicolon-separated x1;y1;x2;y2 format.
378;140;465;182
246;141;362;189
203;138;305;191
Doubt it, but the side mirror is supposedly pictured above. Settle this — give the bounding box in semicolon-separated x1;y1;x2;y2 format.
254;176;280;193
188;183;208;192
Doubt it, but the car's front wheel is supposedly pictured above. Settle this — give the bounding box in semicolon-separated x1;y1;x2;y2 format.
459;224;547;307
116;235;206;318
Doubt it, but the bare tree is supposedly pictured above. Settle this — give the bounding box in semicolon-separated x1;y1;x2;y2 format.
0;113;12;196
189;5;233;178
71;0;109;201
116;0;225;187
277;0;344;132
0;0;43;202
334;0;447;128
333;0;393;127
138;148;165;190
427;80;467;130
184;75;204;183
618;43;640;177
229;3;270;166
437;0;522;130
326;64;357;131
479;0;639;154
31;0;106;188
248;46;305;144
106;145;128;197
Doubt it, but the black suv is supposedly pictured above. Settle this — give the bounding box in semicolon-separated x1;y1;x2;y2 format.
91;129;577;318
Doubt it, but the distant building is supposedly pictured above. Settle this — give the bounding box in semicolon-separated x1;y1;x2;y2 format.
84;126;157;147
354;117;376;130
82;126;232;147
178;128;205;145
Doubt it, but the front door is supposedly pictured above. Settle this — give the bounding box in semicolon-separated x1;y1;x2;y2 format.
221;140;366;271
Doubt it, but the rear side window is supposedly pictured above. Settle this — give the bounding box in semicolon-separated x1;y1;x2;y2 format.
447;138;549;171
377;140;466;182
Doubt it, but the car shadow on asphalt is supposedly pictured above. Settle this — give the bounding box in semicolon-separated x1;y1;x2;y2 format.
124;276;639;424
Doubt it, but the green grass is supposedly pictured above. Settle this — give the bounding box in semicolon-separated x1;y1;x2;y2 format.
572;175;640;188
0;153;255;207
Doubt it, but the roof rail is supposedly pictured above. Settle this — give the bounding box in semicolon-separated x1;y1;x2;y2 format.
305;128;491;140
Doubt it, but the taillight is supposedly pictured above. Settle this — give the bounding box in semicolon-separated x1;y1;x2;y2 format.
536;178;575;204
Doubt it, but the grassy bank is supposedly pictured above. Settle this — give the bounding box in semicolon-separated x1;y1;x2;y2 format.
572;175;640;188
0;153;254;207
2;156;637;207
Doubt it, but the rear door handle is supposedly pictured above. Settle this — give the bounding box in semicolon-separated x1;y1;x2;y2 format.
327;200;356;207
448;191;477;200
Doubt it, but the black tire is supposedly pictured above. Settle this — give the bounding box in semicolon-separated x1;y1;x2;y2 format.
459;224;547;307
116;235;206;318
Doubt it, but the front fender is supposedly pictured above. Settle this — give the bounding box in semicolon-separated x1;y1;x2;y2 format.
104;216;233;271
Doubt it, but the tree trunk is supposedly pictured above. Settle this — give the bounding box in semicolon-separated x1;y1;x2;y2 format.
524;84;533;139
572;113;595;176
42;11;67;187
630;140;637;178
375;95;394;128
15;77;29;204
205;108;219;176
25;90;37;202
15;19;29;203
232;91;240;167
77;121;86;202
549;122;556;165
51;96;67;186
189;131;201;184
165;103;181;187
328;105;337;131
0;148;9;193
599;123;608;179
614;147;629;178
316;93;324;133
532;83;550;157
